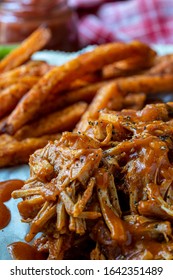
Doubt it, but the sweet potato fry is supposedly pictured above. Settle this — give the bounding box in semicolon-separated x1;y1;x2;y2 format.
0;133;61;167
76;74;173;132
59;78;144;113
76;82;124;132
40;80;109;115
0;79;39;118
147;54;173;75
116;74;173;94
0;84;29;118
102;65;140;80
0;60;51;80
0;27;51;73
102;54;154;79
102;53;173;79
0;76;39;90
2;41;156;134
14;102;87;140
69;72;102;90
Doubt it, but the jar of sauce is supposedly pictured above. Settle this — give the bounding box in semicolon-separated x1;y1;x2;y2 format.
0;0;79;51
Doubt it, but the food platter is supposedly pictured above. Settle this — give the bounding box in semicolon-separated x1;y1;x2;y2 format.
0;33;173;260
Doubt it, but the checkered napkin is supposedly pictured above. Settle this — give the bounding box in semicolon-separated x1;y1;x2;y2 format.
69;0;173;47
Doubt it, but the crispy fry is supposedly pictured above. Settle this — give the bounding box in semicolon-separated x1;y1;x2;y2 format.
0;80;39;118
102;65;141;80
40;80;109;116
0;60;51;80
116;74;173;94
102;54;154;79
14;102;87;140
0;76;39;90
153;53;173;64
2;41;156;134
117;54;154;70
76;82;124;132
60;80;108;104
147;54;173;75
0;133;61;167
69;72;102;89
0;27;51;73
82;75;172;131
77;74;173;133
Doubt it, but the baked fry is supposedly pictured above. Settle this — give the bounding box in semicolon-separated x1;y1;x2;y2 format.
69;72;102;90
0;133;61;167
103;53;173;79
0;76;39;90
0;27;51;73
76;74;173;132
0;80;39;118
0;60;51;80
116;74;173;94
102;65;140;80
147;54;173;75
76;82;125;132
102;54;153;79
0;84;29;118
14;102;87;139
40;80;109;115
2;41;156;134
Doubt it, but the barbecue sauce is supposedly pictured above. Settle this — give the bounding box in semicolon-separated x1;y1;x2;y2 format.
0;202;10;229
0;179;47;259
7;241;47;260
0;179;24;229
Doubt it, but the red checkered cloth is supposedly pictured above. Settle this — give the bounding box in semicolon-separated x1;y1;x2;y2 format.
69;0;173;47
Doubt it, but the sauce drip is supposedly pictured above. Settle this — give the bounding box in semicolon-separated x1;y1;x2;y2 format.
0;180;46;260
0;179;24;229
7;242;47;260
0;202;10;229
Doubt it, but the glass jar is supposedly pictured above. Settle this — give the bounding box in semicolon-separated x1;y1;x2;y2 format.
0;0;79;51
